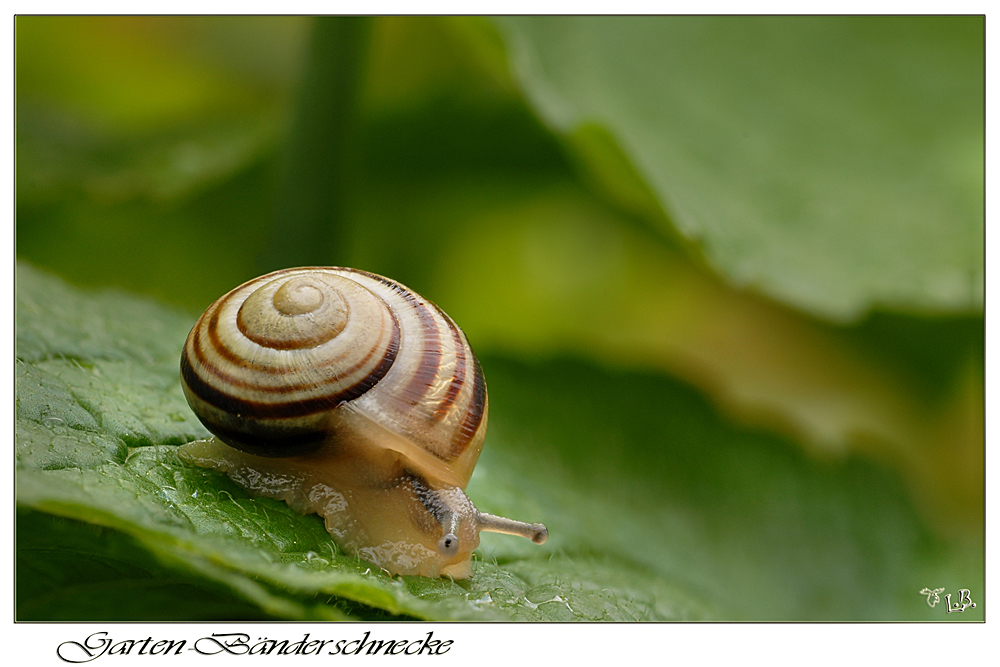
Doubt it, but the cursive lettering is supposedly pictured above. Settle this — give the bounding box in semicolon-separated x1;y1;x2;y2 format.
56;631;453;661
57;633;185;663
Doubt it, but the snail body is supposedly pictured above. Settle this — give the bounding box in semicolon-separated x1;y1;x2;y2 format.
178;267;546;578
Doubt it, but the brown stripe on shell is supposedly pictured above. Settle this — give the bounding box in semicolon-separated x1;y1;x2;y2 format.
204;305;350;377
192;307;398;391
349;270;486;464
354;271;471;425
430;303;467;421
182;320;400;419
349;268;403;290
195;415;332;458
236;311;342;350
450;356;486;458
351;269;454;421
399;291;444;409
181;304;400;426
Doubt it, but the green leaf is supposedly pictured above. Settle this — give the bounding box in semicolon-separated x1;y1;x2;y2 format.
16;509;284;621
489;16;984;321
15;262;980;620
342;175;983;539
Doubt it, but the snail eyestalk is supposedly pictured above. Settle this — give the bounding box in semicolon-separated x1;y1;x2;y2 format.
477;512;548;545
436;512;461;557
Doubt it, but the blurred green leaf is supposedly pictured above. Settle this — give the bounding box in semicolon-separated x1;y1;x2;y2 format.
489;16;984;321
15;263;980;621
310;21;981;533
16;16;303;129
341;171;983;538
15;16;299;309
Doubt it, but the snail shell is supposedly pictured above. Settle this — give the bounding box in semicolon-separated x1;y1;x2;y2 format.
178;267;546;578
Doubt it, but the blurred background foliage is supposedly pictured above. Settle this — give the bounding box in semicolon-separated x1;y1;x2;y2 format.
16;16;983;619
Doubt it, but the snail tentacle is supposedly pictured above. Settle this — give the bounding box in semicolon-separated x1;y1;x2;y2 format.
477;513;549;545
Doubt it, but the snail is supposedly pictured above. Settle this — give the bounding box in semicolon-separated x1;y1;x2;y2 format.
177;267;547;578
